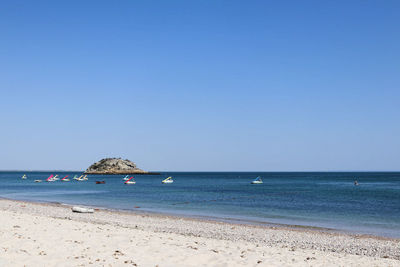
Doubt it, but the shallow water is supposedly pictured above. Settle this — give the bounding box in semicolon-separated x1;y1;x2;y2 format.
1;171;399;238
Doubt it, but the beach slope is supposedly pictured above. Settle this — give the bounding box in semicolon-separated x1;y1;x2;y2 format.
0;199;398;266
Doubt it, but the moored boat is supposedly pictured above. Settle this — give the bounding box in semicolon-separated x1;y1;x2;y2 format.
76;175;88;181
162;176;174;184
124;177;136;185
21;174;27;179
46;174;56;182
251;176;263;184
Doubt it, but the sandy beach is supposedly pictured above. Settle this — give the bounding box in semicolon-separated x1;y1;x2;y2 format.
0;199;398;267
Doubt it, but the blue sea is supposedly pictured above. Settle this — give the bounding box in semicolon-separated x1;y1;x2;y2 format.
1;172;399;238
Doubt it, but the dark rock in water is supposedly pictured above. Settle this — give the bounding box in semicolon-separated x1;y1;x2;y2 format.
85;158;150;174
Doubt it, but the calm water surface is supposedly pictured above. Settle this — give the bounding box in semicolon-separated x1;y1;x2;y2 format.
0;172;399;238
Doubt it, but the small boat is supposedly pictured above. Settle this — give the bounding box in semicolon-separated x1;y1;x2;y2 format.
354;180;359;186
61;175;70;182
251;176;263;184
21;174;27;179
46;174;56;182
34;180;42;183
123;175;130;181
162;176;174;184
96;181;105;184
124;177;136;185
71;206;94;213
76;175;88;181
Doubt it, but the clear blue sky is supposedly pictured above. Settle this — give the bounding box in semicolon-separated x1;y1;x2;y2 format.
1;0;399;171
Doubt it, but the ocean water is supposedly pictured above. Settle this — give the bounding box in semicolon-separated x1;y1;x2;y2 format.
0;172;399;238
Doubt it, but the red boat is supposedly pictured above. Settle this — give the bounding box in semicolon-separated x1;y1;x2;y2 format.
95;181;105;184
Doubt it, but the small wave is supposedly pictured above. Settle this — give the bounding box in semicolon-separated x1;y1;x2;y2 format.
2;190;108;198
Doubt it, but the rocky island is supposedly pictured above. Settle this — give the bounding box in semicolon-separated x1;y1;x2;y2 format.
84;158;157;174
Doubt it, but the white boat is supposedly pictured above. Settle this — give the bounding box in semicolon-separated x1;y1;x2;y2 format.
162;176;174;184
73;175;84;180
46;174;56;182
124;177;136;185
34;179;42;183
21;174;27;179
71;206;94;213
251;176;263;184
60;175;70;182
76;175;88;181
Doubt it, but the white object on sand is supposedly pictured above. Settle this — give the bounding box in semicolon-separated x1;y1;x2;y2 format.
71;206;95;213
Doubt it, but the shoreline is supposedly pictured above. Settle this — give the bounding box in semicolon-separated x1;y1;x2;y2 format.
0;196;343;234
0;198;399;265
1;199;399;266
1;196;398;242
